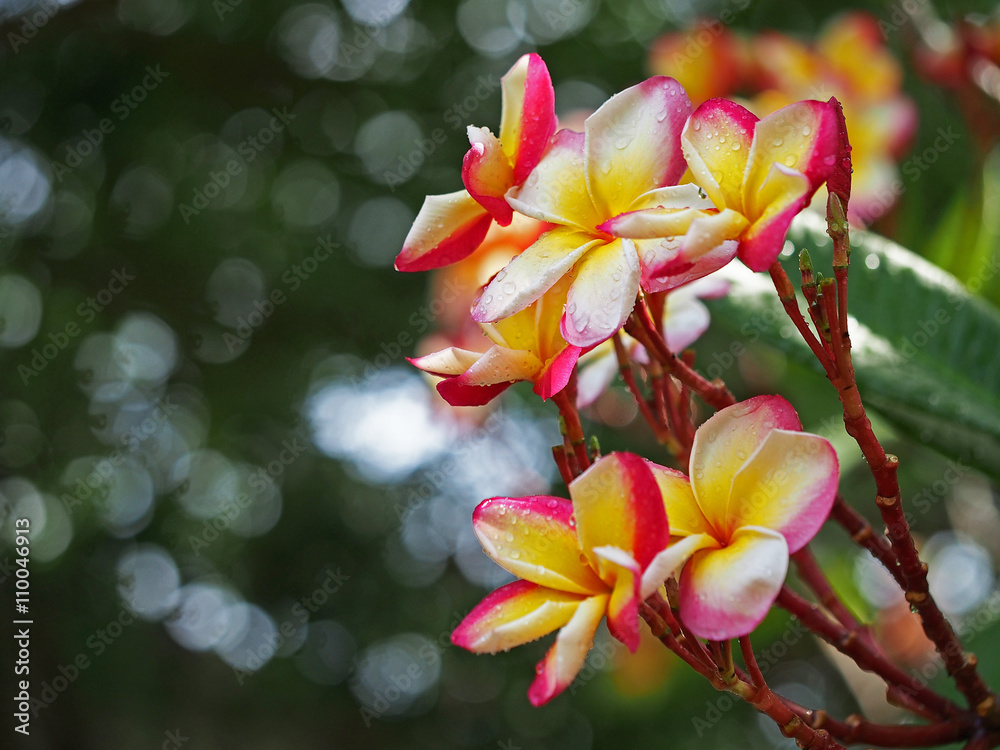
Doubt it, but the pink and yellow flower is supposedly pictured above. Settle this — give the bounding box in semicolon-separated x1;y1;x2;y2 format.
452;453;670;705
640;395;839;640
409;274;581;406
679;98;840;271
395;54;557;272
474;76;746;349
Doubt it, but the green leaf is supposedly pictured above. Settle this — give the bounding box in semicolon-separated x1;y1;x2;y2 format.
708;213;1000;480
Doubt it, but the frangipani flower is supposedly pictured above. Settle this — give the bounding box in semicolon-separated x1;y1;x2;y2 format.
678;98;840;271
409;275;581;406
639;395;839;640
395;54;557;272
452;453;670;705
474;76;746;349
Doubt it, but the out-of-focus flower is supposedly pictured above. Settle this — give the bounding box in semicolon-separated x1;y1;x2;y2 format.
679;98;840;271
452;453;670;705
649;20;746;103
576;276;730;408
410;274;581;406
395;54;557;272
648;13;917;225
640;395;839;640
474;76;744;349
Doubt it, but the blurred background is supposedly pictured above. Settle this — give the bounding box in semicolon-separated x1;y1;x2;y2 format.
1;0;999;747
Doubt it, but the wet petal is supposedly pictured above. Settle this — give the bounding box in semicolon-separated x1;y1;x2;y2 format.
570;452;670;574
408;347;485;377
681;98;758;213
452;580;586;653
463;126;515;224
473;496;605;594
679;526;789;640
689;395;802;528
499;52;558;184
729;429;839;553
506;129;600;230
528;593;608;706
396;190;493;272
626;183;714;213
472;226;601;323
585;77;692;218
453;344;542;386
561;238;640;348
741;100;839;269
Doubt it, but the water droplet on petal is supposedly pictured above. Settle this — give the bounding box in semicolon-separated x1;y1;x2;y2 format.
801;125;812;136
502;281;516;295
784;154;797;167
731;142;741;151
772;137;783;147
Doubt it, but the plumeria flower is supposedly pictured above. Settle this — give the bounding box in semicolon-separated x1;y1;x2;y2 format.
452;453;670;705
576;276;730;408
395;54;557;272
473;76;747;349
675;98;841;271
639;395;839;640
409;274;581;406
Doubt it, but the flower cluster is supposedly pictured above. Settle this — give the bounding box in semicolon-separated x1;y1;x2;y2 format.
399;53;839;406
650;12;917;224
452;397;837;704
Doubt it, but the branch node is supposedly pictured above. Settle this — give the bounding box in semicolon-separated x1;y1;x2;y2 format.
875;494;898;508
976;694;996;718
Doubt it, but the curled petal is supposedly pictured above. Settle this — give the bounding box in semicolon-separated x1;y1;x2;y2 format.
592;546;641;651
534;344;582;401
561;238;640;348
729;429;839;553
473;496;605;595
452;580;586;653
528;593;609;706
638;238;738;294
570;452;670;573
463;126;515;224
599;206;704;240
689;395;802;528
679;525;789;640
499;53;558;184
585;77;692;218
506;129;600;231
395;190;493;272
408;348;484;377
626;183;714;213
640;532;720;599
473;226;601;323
